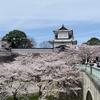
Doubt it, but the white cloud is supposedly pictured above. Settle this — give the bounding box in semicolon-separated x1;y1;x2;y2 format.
75;30;100;45
75;30;100;36
0;0;100;30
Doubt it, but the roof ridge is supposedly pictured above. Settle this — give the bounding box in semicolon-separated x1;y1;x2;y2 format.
58;24;69;30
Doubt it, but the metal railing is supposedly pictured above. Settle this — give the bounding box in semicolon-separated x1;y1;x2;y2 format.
74;64;100;80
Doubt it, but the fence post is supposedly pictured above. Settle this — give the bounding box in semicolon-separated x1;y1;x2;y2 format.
85;65;87;70
90;66;92;74
89;63;93;74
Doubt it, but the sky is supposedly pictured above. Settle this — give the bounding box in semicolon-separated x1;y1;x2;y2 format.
0;0;100;46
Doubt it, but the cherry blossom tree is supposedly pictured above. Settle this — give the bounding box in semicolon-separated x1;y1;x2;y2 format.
0;41;11;51
0;51;82;100
0;76;9;100
0;63;30;100
77;44;100;63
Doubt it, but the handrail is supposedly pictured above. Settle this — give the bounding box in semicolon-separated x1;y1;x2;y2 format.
74;64;100;80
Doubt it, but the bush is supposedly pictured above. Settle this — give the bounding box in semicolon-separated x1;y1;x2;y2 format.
46;95;56;100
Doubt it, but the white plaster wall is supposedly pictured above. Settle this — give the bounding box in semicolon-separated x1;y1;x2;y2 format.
0;52;11;56
0;49;53;56
58;32;68;38
54;42;72;47
12;49;53;53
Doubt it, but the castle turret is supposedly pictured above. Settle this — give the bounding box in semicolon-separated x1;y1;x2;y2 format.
49;25;77;48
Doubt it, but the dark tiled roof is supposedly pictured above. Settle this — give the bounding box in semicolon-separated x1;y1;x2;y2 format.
59;24;69;30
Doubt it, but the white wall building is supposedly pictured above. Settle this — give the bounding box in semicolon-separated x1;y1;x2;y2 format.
49;25;77;48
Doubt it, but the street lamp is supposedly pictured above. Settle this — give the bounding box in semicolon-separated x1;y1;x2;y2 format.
85;54;88;70
85;54;88;64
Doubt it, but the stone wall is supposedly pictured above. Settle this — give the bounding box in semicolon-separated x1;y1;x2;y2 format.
82;71;100;100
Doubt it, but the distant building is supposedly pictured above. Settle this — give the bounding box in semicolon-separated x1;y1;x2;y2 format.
49;25;77;48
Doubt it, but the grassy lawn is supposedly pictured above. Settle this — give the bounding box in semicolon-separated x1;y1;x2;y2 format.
7;93;39;100
7;93;54;100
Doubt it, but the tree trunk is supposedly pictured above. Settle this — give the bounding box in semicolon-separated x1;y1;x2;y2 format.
13;92;18;100
38;90;42;100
